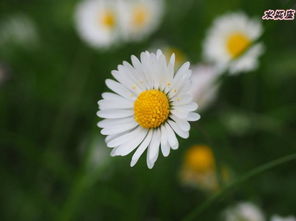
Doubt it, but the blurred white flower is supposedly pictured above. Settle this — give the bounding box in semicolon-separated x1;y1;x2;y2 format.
97;50;200;169
0;14;38;48
74;0;121;48
224;202;265;221
86;135;111;171
118;0;164;41
271;215;296;221
221;111;252;135
190;64;221;110
203;12;264;75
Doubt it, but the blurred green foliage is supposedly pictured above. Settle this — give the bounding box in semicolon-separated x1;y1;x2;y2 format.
0;0;295;220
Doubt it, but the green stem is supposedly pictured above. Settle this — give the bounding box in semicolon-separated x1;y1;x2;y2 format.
182;153;296;221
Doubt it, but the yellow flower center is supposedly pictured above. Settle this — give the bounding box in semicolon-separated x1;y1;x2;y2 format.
100;11;116;28
132;6;149;27
184;145;215;173
226;32;251;58
134;90;170;129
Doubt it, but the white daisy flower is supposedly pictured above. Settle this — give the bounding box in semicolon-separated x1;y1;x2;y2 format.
118;0;164;41
97;50;200;169
224;202;265;221
271;215;296;221
74;0;121;49
191;64;221;110
203;12;264;75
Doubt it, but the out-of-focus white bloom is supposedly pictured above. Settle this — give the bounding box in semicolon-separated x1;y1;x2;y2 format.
86;135;111;171
271;215;296;221
224;202;265;221
74;0;121;48
203;12;264;75
118;0;164;41
79;134;112;183
222;111;252;135
190;64;220;110
0;14;38;47
74;0;165;48
97;50;200;169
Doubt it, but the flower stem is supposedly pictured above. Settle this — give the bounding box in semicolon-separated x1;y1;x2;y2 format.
182;153;296;221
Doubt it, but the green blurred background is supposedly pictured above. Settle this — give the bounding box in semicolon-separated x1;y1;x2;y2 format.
0;0;295;220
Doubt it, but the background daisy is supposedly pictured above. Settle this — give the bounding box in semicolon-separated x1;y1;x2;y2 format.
97;50;200;168
117;0;164;41
224;202;265;221
180;145;232;192
203;12;264;74
74;0;121;48
271;215;296;221
180;145;217;191
190;63;221;110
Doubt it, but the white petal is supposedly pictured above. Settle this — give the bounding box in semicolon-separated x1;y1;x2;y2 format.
172;94;193;106
107;126;143;147
178;102;198;112
130;130;153;167
171;66;191;93
170;115;190;131
160;125;170;157
105;130;130;146
97;109;133;119
168;53;175;79
164;123;179;150
98;98;133;110
119;61;147;91
170;109;189;119
169;80;191;99
147;129;161;169
174;61;190;78
101;120;138;135
102;92;134;101
156;49;163;58
113;129;148;156
106;79;136;99
168;120;189;139
97;117;134;128
162;140;170;157
110;148;117;156
111;69;143;94
187;112;201;121
130;55;150;90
